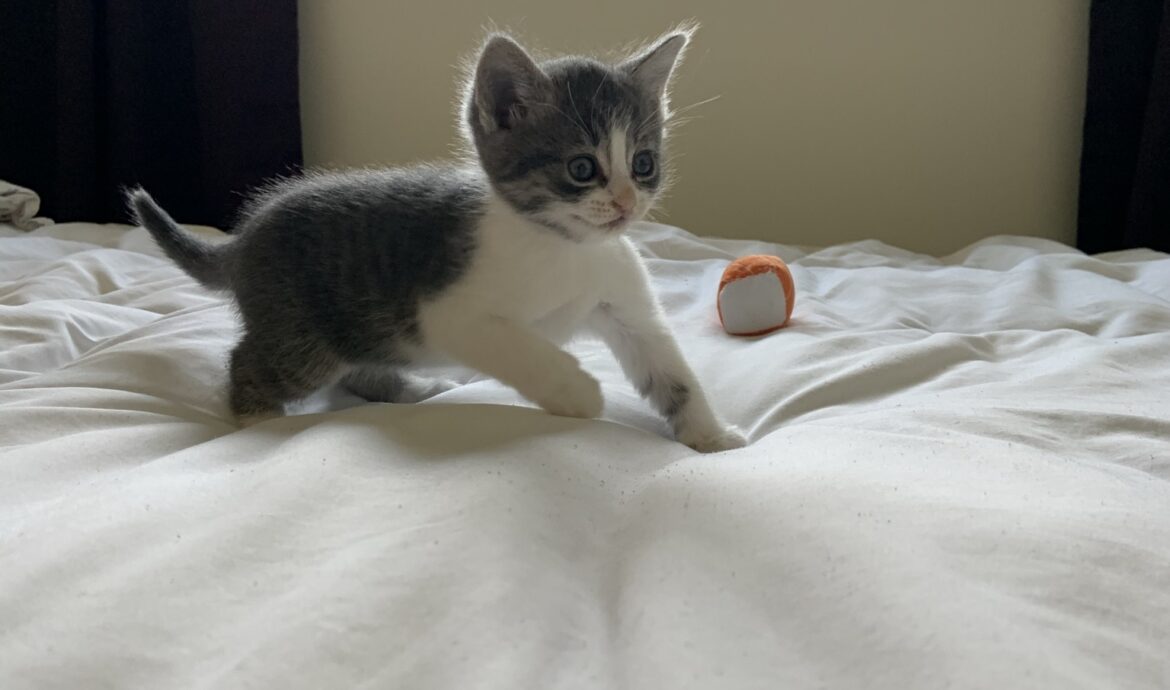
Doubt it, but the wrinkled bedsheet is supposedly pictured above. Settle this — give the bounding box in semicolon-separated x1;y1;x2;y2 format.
2;221;1168;689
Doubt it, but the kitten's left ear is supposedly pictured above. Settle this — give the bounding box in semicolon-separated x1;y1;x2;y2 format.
621;29;691;100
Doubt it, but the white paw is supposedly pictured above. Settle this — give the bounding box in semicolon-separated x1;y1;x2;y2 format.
536;369;604;419
678;426;748;453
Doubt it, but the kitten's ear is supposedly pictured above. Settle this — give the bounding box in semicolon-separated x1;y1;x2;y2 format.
473;35;549;132
621;30;691;100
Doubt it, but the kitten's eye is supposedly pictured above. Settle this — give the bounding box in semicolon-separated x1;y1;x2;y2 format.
632;150;655;178
567;156;598;183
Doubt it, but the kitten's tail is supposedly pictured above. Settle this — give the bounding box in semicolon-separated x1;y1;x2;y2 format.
127;188;231;290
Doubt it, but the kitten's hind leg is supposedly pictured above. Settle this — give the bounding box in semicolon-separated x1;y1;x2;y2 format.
229;334;343;425
341;366;456;404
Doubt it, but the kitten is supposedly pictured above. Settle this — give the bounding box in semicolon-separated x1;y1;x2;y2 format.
130;27;746;452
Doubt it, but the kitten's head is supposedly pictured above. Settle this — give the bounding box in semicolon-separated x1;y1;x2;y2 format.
463;27;692;241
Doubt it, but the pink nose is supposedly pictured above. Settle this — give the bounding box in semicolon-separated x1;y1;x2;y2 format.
611;186;636;215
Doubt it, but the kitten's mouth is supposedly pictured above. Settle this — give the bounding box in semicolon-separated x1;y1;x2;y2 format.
574;214;629;232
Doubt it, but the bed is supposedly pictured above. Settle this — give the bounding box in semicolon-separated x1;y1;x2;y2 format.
2;216;1169;689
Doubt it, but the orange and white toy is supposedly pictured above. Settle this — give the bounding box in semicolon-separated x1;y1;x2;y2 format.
717;255;796;336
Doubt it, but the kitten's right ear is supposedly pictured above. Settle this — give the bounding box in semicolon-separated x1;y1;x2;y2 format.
473;35;549;132
621;28;692;101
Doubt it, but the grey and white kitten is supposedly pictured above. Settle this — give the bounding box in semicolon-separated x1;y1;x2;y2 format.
130;28;746;452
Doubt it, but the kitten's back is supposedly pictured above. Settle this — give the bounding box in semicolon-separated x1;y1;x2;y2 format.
225;165;489;356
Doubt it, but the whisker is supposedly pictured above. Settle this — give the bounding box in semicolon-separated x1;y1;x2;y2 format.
589;70;611;122
636;108;706;138
635;93;722;135
566;82;591;137
632;108;662;138
532;102;591;140
672;94;722;115
664;115;702;131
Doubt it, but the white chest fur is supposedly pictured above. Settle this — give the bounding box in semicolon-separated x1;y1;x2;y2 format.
416;197;621;354
431;200;609;319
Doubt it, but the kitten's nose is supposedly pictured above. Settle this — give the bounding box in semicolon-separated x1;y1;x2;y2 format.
611;185;636;215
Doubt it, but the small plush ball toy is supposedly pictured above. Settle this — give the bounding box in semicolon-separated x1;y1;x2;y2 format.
717;255;796;336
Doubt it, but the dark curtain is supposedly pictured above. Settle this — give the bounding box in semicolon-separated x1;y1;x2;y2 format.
1078;0;1170;253
0;0;302;229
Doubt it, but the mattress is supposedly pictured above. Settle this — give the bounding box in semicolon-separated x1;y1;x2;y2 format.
2;220;1168;689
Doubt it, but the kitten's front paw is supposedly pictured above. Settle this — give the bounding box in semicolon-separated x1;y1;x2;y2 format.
678;425;748;453
536;369;603;419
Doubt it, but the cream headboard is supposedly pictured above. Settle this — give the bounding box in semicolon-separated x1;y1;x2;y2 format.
298;1;1089;255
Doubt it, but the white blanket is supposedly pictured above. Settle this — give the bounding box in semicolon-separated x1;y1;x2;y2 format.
0;180;51;231
2;221;1169;689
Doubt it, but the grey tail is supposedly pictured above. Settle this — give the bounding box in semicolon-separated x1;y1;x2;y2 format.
127;188;231;290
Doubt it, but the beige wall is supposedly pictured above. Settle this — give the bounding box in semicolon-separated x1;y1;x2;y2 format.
298;1;1089;255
